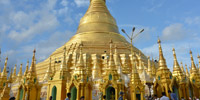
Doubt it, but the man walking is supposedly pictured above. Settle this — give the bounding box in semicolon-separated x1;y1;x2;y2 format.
160;92;169;100
168;90;177;100
66;93;71;100
118;91;124;100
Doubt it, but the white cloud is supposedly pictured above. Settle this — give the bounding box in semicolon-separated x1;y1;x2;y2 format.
21;30;74;62
185;16;200;25
8;13;59;42
74;0;89;7
161;23;188;41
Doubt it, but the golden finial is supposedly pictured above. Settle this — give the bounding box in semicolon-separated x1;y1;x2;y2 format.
43;56;53;81
109;39;113;54
12;64;17;79
185;64;190;77
108;39;115;69
60;47;67;71
27;49;37;79
1;56;8;77
147;56;152;76
16;63;23;82
9;68;13;82
172;48;180;68
189;50;197;72
180;62;185;74
157;38;167;68
24;60;29;77
115;45;118;54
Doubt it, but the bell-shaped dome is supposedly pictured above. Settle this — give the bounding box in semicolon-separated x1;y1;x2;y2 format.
77;0;119;34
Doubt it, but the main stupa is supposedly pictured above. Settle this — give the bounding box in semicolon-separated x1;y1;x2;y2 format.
2;0;199;100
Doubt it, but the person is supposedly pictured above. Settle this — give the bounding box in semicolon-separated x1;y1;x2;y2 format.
80;96;84;100
49;96;52;100
168;90;177;100
189;96;192;100
9;97;15;100
66;93;71;100
160;92;169;100
103;95;106;100
118;91;124;100
153;94;159;100
181;97;185;100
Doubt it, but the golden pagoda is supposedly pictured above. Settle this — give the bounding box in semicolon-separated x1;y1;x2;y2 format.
0;0;200;100
170;48;188;99
153;39;172;98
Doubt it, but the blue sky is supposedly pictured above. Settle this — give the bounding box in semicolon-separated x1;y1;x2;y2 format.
0;0;200;73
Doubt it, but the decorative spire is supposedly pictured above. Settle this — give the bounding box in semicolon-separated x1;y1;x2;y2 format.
92;55;101;80
8;68;13;82
138;52;143;71
1;57;8;78
198;54;200;73
157;38;167;69
172;48;183;77
172;48;181;71
108;39;115;69
180;62;185;74
74;43;85;79
190;50;197;74
43;57;53;81
16;64;23;82
27;49;37;80
114;45;122;77
24;60;29;78
60;47;67;71
147;56;152;76
185;64;190;77
151;57;156;76
130;61;141;84
12;64;17;79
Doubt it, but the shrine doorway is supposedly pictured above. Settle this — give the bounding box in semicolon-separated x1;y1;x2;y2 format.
19;88;24;100
51;86;57;100
71;86;77;100
106;86;115;100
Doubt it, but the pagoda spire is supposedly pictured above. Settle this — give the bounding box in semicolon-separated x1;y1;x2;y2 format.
43;57;53;81
114;45;122;77
23;60;29;78
147;56;152;76
157;38;167;69
12;64;17;79
180;62;185;74
1;57;8;78
189;50;198;74
60;47;67;71
108;40;115;70
74;43;86;80
172;48;182;72
151;57;156;76
185;64;190;77
172;48;183;76
198;54;200;73
138;52;143;73
26;49;37;83
92;56;101;80
8;68;13;82
16;64;23;82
